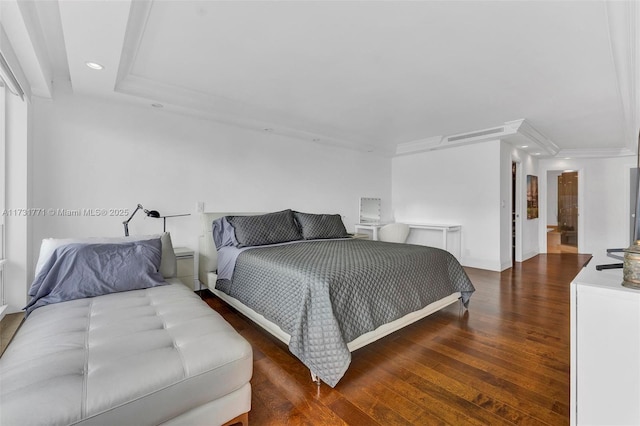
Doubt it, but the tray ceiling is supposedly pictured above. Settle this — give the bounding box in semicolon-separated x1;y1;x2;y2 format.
7;0;640;157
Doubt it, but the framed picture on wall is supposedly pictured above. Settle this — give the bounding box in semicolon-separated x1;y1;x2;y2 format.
527;175;539;219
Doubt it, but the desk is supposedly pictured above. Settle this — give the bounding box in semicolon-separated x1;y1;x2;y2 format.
354;223;461;257
353;223;386;241
406;223;461;253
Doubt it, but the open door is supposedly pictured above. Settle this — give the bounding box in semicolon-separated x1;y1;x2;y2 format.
547;170;579;253
512;161;522;264
512;162;516;262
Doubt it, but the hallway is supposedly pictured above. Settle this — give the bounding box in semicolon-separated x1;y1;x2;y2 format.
547;226;578;253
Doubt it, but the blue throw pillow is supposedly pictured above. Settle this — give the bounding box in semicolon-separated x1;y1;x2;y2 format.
24;239;166;316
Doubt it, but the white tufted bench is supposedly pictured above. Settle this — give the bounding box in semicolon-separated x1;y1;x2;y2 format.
0;280;252;426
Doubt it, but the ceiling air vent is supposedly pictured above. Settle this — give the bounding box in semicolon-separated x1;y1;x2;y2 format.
447;127;505;142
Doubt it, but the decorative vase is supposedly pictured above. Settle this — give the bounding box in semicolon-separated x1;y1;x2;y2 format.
622;241;640;289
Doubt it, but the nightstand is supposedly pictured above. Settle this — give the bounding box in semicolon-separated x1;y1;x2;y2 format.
173;247;195;290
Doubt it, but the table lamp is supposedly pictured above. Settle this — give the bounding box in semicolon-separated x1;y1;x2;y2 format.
123;204;160;236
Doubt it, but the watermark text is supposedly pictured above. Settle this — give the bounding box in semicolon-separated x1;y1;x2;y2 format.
2;208;131;217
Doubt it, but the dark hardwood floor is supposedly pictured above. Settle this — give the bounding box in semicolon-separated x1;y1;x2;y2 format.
201;253;591;425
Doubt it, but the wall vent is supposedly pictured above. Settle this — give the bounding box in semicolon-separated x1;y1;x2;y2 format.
447;127;504;142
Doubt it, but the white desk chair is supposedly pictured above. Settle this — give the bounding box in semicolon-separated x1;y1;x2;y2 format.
378;223;410;243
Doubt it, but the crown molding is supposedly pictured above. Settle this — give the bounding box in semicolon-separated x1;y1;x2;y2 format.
504;119;559;156
115;0;152;94
605;0;639;153
113;1;636;159
117;73;394;154
118;72;395;155
0;26;30;100
395;119;558;157
555;147;635;159
395;135;445;155
113;0;395;155
13;0;54;98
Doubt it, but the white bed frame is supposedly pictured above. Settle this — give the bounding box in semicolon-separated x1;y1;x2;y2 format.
198;212;462;380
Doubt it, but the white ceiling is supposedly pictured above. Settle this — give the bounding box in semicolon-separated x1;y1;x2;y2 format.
5;0;640;157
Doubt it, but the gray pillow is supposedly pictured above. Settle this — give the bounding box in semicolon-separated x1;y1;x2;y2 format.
227;209;302;247
212;217;239;249
293;211;349;240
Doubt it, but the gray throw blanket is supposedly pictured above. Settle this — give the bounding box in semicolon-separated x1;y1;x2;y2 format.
216;239;474;387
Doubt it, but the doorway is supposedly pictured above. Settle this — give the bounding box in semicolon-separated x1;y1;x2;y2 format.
547;170;579;253
512;162;517;262
511;161;522;264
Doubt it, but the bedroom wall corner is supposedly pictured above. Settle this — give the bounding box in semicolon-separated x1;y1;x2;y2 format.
391;140;503;271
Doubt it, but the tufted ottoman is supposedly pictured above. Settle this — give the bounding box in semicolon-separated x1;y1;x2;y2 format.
0;281;252;426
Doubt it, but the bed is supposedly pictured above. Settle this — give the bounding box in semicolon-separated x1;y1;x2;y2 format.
198;210;475;387
1;233;252;426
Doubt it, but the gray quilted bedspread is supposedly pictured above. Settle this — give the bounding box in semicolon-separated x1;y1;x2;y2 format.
216;239;474;387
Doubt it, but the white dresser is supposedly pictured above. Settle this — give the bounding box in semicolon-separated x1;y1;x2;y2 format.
570;257;640;425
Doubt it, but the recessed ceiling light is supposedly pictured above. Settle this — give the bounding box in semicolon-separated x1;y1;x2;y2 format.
565;157;571;160
533;152;541;156
521;145;529;148
151;103;163;108
85;61;104;70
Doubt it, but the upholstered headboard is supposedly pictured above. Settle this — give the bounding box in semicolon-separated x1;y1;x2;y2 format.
198;212;263;289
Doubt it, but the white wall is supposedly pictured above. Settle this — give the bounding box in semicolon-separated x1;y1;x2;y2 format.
508;145;539;263
392;140;504;271
30;93;391;275
539;156;636;255
500;142;512;269
547;170;562;226
392;140;540;271
499;142;513;271
24;92;636;297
